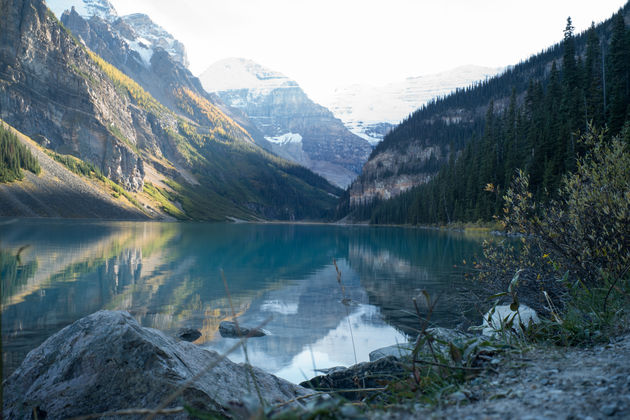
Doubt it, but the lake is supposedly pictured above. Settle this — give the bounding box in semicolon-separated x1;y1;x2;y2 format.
1;219;486;383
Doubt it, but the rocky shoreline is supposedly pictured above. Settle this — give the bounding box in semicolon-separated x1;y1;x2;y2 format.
3;310;629;419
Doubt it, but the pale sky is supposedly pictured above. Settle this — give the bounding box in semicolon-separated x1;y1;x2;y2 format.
109;0;627;102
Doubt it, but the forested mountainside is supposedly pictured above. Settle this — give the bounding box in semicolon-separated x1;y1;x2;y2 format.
340;4;630;224
200;58;373;189
0;0;341;221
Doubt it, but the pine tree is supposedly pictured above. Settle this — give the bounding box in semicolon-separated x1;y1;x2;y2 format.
607;12;630;134
562;17;579;91
585;23;605;127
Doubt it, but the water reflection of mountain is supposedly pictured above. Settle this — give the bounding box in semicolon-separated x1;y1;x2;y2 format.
2;221;485;382
1;220;174;378
204;261;364;365
202;260;405;382
346;228;485;335
1;222;351;379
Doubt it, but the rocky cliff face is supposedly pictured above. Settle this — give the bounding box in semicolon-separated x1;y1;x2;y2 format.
344;95;490;208
0;122;149;218
57;4;266;153
0;0;145;190
200;58;373;189
348;144;442;206
121;13;189;68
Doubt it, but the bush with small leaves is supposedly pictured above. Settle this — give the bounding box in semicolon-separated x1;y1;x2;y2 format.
480;126;630;343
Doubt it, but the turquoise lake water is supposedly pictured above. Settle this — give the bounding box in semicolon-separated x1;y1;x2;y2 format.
1;219;486;382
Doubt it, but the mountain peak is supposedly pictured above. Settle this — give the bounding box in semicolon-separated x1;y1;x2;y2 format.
48;0;188;68
199;58;297;94
198;57;371;188
48;0;117;21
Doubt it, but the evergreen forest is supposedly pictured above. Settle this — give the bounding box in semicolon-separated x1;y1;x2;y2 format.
0;124;41;183
344;9;630;225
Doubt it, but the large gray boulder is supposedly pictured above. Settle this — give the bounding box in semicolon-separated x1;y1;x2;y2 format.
2;310;310;419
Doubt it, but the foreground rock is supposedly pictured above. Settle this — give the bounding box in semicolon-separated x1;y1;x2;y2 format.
219;321;266;338
2;311;309;419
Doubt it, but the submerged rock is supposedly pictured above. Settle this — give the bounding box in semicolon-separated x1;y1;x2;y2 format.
177;327;202;342
219;321;266;338
2;311;309;419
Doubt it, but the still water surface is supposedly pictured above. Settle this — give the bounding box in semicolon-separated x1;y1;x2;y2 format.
1;219;485;383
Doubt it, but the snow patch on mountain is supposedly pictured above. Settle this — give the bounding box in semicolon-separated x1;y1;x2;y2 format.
126;37;153;66
121;14;189;68
321;65;503;144
265;133;303;145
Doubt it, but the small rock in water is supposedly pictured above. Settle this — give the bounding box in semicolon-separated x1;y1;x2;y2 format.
177;327;201;342
219;321;265;338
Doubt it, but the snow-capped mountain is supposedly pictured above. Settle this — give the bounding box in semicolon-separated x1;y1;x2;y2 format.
321;65;503;144
47;0;188;68
200;58;372;188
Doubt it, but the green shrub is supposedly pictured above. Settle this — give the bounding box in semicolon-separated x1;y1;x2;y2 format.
480;127;630;343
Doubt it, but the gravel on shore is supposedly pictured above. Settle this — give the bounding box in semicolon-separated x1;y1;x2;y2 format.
372;333;630;420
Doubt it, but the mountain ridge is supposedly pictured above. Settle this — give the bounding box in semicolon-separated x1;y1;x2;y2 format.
0;0;341;221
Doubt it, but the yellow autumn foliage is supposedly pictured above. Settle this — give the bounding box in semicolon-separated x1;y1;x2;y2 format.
173;87;252;143
87;51;166;115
